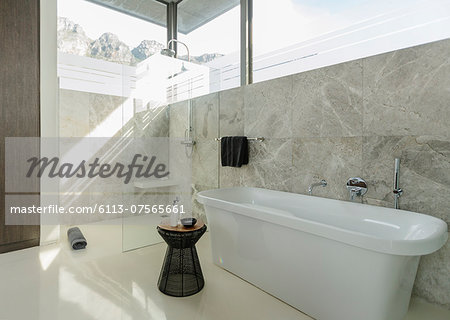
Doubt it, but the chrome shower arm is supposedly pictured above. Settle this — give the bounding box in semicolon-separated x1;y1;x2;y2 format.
167;39;190;62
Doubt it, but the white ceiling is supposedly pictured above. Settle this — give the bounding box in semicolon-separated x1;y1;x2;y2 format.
86;0;239;34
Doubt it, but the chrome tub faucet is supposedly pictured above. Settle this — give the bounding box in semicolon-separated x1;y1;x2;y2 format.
308;179;327;195
346;177;367;201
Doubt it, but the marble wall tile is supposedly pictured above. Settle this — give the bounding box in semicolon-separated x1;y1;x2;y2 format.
192;138;219;188
401;168;450;226
192;92;219;140
89;93;124;137
219;86;245;136
363;135;450;224
242;138;293;192
363;197;392;208
292;137;363;200
244;75;293;138
362;136;414;204
59;89;90;137
400;136;450;225
220;166;245;188
292;60;363;137
218;86;246;188
363;40;450;137
169;100;188;138
132;104;169;138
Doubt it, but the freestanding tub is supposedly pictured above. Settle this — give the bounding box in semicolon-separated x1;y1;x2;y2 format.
197;187;448;320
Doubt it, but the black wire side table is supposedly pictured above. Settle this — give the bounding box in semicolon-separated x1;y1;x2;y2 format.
157;221;207;297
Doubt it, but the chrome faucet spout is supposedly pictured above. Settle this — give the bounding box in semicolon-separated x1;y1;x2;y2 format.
308;179;327;195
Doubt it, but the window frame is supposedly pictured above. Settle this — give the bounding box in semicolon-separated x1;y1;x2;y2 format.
165;0;253;86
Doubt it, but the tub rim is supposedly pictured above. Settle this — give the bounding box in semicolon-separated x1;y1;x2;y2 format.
197;187;448;256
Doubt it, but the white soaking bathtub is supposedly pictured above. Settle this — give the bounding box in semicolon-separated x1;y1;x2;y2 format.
197;187;448;320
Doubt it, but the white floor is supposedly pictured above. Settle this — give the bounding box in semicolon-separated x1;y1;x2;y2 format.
0;225;448;320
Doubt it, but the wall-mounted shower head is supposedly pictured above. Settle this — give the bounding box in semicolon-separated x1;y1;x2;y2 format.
162;39;190;62
160;48;176;57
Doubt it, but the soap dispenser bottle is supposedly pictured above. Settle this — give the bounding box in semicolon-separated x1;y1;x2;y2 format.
170;197;180;227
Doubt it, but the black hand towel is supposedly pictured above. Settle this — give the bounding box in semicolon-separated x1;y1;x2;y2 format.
221;136;249;167
67;227;87;250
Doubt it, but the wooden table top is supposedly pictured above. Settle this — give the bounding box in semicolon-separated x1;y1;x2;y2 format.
158;220;205;232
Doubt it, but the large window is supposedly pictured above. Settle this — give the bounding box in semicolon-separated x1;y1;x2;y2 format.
178;2;241;91
253;0;450;83
58;0;167;66
57;0;175;251
57;0;169;138
58;0;450;97
178;0;240;91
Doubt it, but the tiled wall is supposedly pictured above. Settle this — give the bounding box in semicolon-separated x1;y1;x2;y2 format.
59;90;171;224
169;39;450;308
59;90;169;139
169;96;219;221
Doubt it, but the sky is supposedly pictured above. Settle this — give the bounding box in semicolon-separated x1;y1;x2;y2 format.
178;6;240;56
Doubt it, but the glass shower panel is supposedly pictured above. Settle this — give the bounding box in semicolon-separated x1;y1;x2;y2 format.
121;55;172;252
120;31;196;253
57;0;131;231
57;0;180;252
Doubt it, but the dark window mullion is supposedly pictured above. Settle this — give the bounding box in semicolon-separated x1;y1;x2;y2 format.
240;0;253;86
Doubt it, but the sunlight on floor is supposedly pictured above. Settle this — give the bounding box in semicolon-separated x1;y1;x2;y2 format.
0;225;448;320
39;246;61;271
